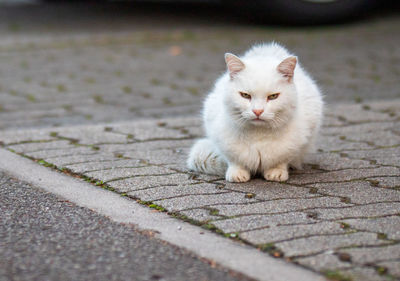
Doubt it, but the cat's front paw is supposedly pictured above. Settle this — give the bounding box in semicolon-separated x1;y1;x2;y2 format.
264;168;289;182
226;166;251;183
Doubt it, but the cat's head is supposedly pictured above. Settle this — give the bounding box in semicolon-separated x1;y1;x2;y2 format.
223;53;298;129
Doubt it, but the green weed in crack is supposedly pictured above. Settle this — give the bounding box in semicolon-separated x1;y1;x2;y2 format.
322;269;353;281
258;243;284;258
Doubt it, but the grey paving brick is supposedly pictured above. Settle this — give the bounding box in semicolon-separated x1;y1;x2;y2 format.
295;252;352;271
42;153;119;167
54;126;130;144
97;139;193;153
327;104;398;124
64;159;146;173
340;216;400;240
315;202;400;220
376;261;400;278
26;146;98;159
154;193;259;212
345;130;400;147
315;135;374;153
340;244;400;264
341;267;389;281
224;180;318;200
128;183;228;202
7;140;72;153
367;177;400;189
322;121;398;137
368;100;400;113
179;208;222;223
111;121;189;141
213;197;350;217
307;181;400;204
305;152;377;170
287;167;400;185
275;232;389;257
0;129;57;144
240;221;348;244
212;212;317;233
84;166;175;182
107;173;201;192
345;147;400;166
123;149;186;165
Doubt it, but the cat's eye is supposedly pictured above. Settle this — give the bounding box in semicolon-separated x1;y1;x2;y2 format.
240;92;251;100
268;93;280;101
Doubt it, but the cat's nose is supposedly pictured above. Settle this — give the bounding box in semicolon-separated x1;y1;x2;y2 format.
252;109;264;117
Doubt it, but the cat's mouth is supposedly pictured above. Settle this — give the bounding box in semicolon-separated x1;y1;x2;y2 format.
251;118;265;122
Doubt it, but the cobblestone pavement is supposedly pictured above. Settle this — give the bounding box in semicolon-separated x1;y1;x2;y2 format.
1;100;399;281
0;4;399;130
1;3;400;281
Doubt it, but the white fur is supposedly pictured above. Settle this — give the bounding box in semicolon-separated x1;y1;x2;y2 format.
187;43;323;182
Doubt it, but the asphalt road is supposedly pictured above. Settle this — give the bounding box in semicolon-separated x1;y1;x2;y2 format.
0;170;252;281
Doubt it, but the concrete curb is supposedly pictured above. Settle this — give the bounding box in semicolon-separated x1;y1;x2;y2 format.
0;148;325;281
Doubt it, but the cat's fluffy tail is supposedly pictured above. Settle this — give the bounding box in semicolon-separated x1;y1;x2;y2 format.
187;138;227;176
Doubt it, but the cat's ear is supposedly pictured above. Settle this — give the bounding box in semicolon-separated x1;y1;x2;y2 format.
225;53;245;80
277;56;297;82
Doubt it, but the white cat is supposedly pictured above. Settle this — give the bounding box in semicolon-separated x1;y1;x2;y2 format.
187;43;323;183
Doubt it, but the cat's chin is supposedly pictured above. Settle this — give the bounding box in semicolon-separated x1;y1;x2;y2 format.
250;118;267;125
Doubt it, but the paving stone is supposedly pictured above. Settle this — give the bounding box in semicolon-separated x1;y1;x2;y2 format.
340;244;400;264
340;216;400;240
287;167;400;185
84;166;175;182
305;152;376;170
376;261;400;278
240;221;348;244
107;173;201;192
123;149;186;165
322;121;398;137
315;202;400;220
178;169;224;182
97;139;193;153
367;177;400;189
315;135;374;152
0;129;57;144
295;252;352;271
212;212;318;233
308;181;400;204
26;146;98;159
6;140;72;153
64;159;147;173
224;180;318;200
213;197;350;217
128;183;228;202
341;267;389;281
178;208;222;223
345;147;400;166
42;153;119;167
111;120;190;141
327;103;398;124
154;193;259;212
54;126;130;144
322;113;349;127
345;129;400;147
275;232;389;257
368;100;400;114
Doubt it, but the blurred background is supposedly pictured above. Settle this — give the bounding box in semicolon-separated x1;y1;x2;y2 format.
0;0;399;130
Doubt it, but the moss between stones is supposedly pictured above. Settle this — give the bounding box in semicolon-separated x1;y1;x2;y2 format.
258;243;284;258
322;270;353;281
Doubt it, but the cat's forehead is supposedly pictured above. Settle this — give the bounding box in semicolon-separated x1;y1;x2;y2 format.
234;58;284;92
